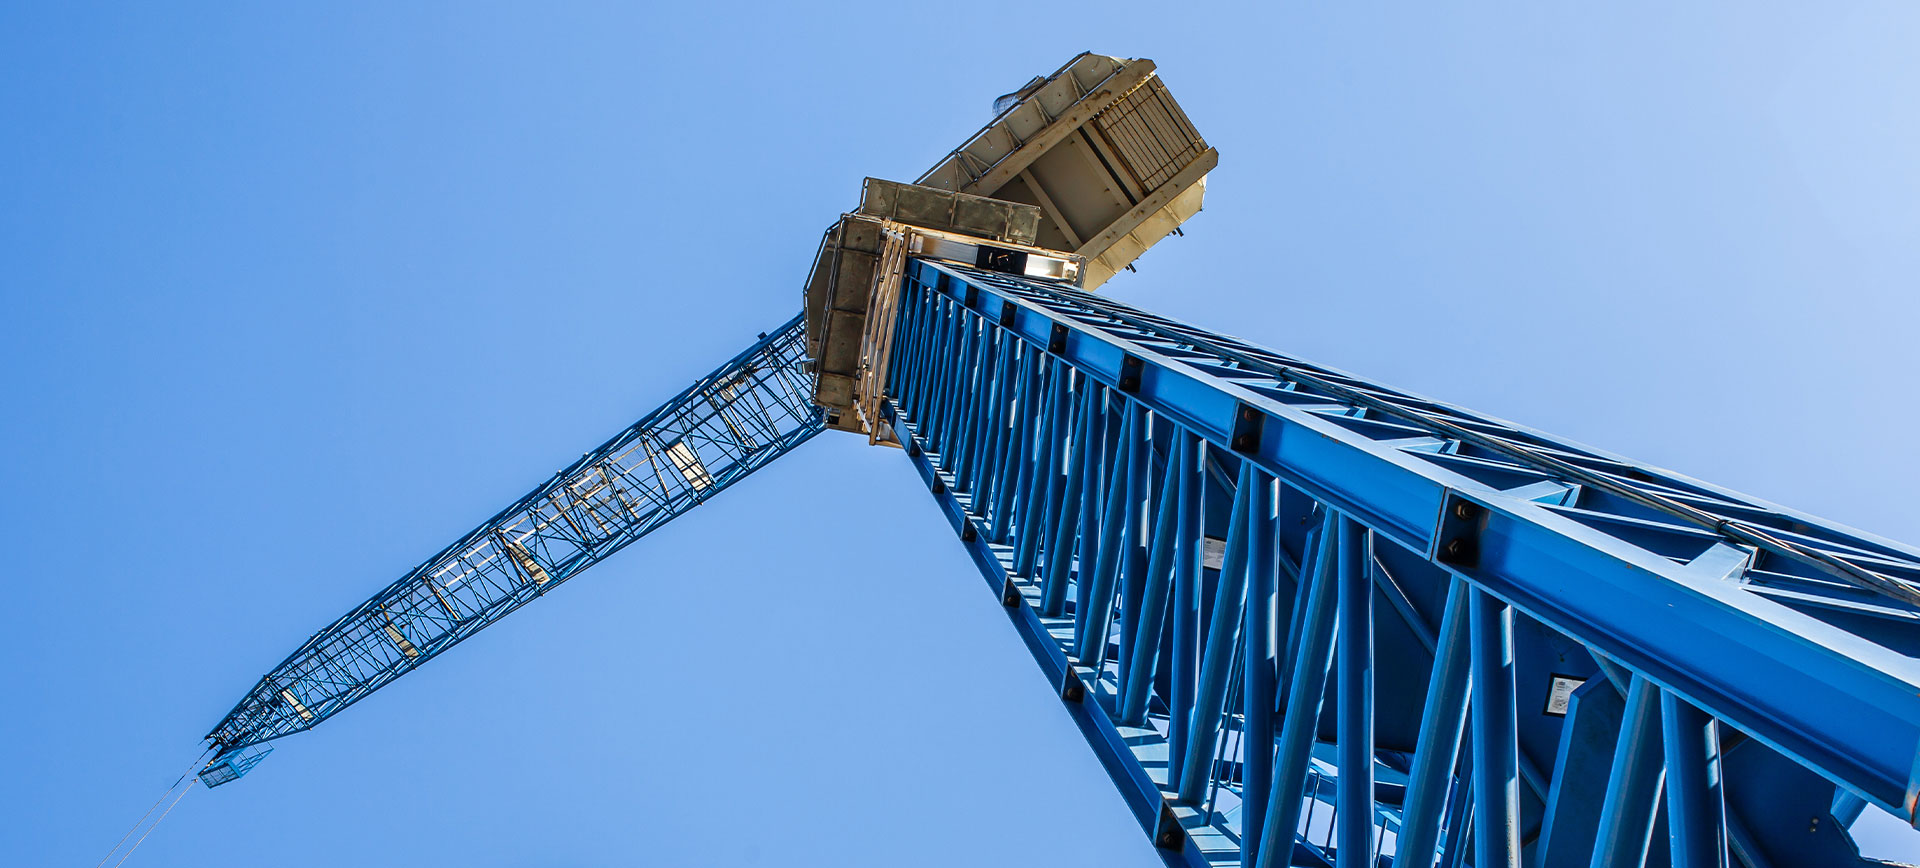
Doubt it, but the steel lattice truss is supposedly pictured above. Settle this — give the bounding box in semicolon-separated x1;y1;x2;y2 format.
205;317;822;753
196;255;1920;866
881;260;1920;867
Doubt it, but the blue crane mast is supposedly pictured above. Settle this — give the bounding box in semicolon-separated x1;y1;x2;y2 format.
198;54;1920;868
882;260;1920;868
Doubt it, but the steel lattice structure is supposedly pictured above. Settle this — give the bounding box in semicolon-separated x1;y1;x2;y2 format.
879;260;1920;868
192;54;1920;863
195;260;1920;866
204;318;821;757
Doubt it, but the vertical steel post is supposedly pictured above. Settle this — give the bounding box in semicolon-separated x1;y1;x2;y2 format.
1661;692;1727;868
1122;435;1186;723
1116;403;1152;685
952;318;989;484
1077;403;1136;665
928;299;954;449
935;304;967;457
966;320;996;485
914;295;948;430
988;335;1017;498
1015;362;1066;577
1241;472;1279;868
989;339;1021;511
1040;382;1093;616
963;331;1001;507
920;301;940;420
1590;675;1664;868
1255;507;1337;868
1470;589;1522;868
919;291;944;422
1009;352;1044;537
1168;433;1203;791
978;336;1009;514
1074;388;1109;634
1178;461;1254;804
989;346;1034;541
947;312;980;466
962;329;1003;494
1438;752;1475;868
1393;578;1473;868
1336;517;1375;868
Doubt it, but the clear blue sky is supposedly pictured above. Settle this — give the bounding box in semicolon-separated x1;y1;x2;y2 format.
5;3;1919;865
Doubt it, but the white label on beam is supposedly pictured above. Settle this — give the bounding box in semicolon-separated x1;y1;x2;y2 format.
1202;536;1227;570
1544;675;1585;717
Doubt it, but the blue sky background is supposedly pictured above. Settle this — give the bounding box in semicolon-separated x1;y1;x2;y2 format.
4;3;1919;865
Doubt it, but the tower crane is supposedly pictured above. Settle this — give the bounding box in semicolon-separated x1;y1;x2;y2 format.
196;53;1920;868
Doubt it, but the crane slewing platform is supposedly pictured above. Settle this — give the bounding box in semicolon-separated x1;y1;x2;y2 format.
196;53;1920;868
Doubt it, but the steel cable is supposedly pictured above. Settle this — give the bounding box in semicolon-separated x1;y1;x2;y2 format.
93;746;213;868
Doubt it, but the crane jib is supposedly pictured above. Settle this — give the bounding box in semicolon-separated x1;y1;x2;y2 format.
200;317;824;782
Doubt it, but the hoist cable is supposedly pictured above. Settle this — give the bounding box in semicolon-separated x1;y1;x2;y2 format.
93;746;213;868
108;780;195;868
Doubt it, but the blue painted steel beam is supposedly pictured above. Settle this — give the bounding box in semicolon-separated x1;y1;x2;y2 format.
1537;677;1628;868
1168;433;1204;792
1041;381;1093;616
1438;742;1475;868
1079;401;1136;666
1179;461;1253;805
1017;360;1063;572
1256;514;1335;868
989;347;1035;542
1241;470;1279;867
1117;405;1154;689
1335;516;1376;868
1591;675;1664;868
1074;386;1110;638
888;411;1209;867
1394;577;1472;868
1470;589;1522;868
906;259;1920;825
1661;693;1728;868
1123;434;1188;724
875;259;1920;867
